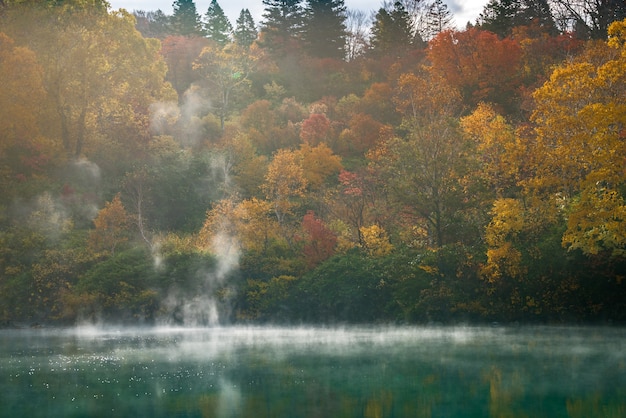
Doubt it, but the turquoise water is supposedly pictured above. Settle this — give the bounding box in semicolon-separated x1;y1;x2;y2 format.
0;326;624;417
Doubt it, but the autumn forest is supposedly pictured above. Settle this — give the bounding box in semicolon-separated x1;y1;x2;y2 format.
1;0;625;326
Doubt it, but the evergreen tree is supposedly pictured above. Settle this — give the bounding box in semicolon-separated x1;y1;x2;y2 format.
204;0;232;45
260;0;305;53
370;1;414;55
478;0;521;37
520;0;556;34
425;0;452;40
302;0;347;60
171;0;204;37
234;9;258;48
478;0;556;37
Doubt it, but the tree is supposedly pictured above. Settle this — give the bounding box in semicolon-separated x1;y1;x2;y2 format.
550;0;626;39
369;72;467;247
428;28;523;113
171;0;204;37
299;112;331;145
194;42;255;131
0;32;60;201
530;18;626;257
301;210;337;267
161;35;209;96
88;194;130;256
234;9;258;48
301;0;347;59
299;142;343;191
345;9;369;60
424;0;453;40
2;2;176;160
460;103;526;198
133;9;172;39
370;2;415;56
263;148;308;229
478;0;556;37
204;0;232;46
260;0;305;54
478;0;524;37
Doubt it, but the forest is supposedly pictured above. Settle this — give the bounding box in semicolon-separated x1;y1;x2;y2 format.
0;0;625;326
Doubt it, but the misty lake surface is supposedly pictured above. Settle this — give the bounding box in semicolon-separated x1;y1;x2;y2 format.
0;326;624;417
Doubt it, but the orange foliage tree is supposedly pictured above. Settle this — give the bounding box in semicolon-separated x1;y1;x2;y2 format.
88;194;131;256
428;28;522;113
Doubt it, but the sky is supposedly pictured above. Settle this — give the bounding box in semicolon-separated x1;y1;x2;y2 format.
107;0;488;30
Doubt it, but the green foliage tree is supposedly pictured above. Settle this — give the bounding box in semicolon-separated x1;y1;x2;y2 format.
194;42;255;131
478;0;556;37
234;9;258;48
260;0;305;54
171;0;204;37
302;0;347;60
204;0;232;46
369;72;468;248
370;2;415;56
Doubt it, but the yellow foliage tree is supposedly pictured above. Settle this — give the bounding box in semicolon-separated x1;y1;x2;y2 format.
460;103;526;197
360;224;393;258
530;18;626;257
89;194;130;255
482;198;526;282
262;148;308;227
298;142;343;191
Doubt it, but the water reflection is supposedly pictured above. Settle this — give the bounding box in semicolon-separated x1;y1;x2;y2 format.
0;326;624;417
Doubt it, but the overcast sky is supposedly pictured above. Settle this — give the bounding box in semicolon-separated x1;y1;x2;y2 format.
107;0;487;30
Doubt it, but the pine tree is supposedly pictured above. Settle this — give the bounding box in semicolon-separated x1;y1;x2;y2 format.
520;0;556;34
171;0;204;37
478;0;521;37
234;9;258;48
302;0;347;60
425;0;452;40
478;0;556;37
370;1;414;55
260;0;305;53
204;0;232;45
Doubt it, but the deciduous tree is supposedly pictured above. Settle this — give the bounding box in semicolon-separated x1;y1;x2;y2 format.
89;194;130;256
263;148;308;228
194;42;255;131
428;28;523;113
530;18;626;256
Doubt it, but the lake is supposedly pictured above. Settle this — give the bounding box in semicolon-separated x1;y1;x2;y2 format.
0;326;624;417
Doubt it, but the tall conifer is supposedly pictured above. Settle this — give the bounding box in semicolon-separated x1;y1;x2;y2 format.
302;0;347;60
260;0;305;53
171;0;203;37
204;0;232;45
234;9;258;48
370;1;414;55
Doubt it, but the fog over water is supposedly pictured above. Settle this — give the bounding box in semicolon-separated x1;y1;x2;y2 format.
1;325;624;417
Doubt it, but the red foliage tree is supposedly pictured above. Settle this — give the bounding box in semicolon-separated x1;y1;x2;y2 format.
301;210;337;268
300;113;331;145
